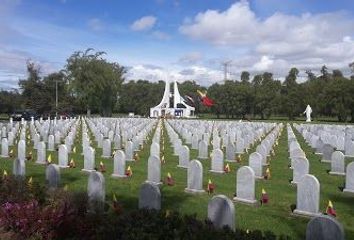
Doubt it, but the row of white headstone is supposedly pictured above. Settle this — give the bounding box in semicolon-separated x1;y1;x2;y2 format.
293;124;354;194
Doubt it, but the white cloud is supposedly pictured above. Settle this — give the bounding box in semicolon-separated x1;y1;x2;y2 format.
131;16;157;31
178;52;203;65
179;0;354;77
126;64;222;85
253;56;274;71
88;18;103;31
152;31;171;40
179;0;257;45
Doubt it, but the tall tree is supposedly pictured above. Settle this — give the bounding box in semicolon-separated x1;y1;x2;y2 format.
282;68;301;120
18;61;47;113
240;71;250;83
65;48;125;116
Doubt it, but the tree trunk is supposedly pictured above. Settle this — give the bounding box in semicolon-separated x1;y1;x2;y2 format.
87;108;91;117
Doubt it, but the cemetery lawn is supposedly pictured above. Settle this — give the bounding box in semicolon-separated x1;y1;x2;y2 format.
1;121;354;239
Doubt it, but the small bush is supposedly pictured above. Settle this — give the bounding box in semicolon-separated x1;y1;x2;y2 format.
0;176;290;240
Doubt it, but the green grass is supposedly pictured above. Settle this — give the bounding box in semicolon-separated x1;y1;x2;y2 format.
0;120;353;239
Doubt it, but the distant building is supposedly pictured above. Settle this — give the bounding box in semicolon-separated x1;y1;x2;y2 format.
150;80;195;118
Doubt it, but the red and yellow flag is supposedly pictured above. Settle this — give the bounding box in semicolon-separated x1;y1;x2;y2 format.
99;161;106;173
27;177;33;187
166;172;174;186
134;152;140;161
264;168;271;180
236;154;242;163
69;159;76;168
125;166;132;177
2;170;8;180
197;90;215;107
26;151;32;161
224;163;231;173
47;154;52;164
261;188;269;205
207;179;215;194
326;200;337;217
112;193;122;214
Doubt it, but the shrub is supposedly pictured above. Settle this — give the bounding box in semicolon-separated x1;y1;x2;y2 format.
0;175;290;240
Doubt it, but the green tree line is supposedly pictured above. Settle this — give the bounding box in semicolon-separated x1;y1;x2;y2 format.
1;49;354;121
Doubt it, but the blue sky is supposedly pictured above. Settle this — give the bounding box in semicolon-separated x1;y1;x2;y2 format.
1;0;354;89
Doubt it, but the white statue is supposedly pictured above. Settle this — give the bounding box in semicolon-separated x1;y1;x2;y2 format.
303;105;312;122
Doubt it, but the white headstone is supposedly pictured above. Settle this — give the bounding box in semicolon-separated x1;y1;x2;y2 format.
87;171;105;213
1;138;9;157
46;164;60;189
208;195;235;231
329;151;345;175
291;157;310;184
113;134;121;150
36;141;46;164
293;174;321;217
306;215;345;240
146;155;162;185
82;146;95;172
198;140;208;159
233;166;257;204
321;144;334;163
225;141;235;162
112;150;126;178
178;145;190;168
139;182;161;210
150;142;160;158
343;162;354;193
13;158;25;177
125;140;134;161
249;152;263;179
210;149;224;173
48;135;55;151
58;144;69;168
17;139;26;162
185;160;205;193
102;139;111;158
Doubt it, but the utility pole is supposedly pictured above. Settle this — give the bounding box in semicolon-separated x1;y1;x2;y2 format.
222;60;232;81
55;80;58;117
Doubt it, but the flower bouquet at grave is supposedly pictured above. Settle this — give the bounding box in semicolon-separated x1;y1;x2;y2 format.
27;177;33;188
125;166;132;177
260;188;269;205
236;154;242;163
69;159;76;168
207;179;215;194
325;200;337;217
47;154;52;165
165;172;175;186
112;193;123;215
224;164;231;173
99;161;106;173
26;151;33;161
134;152;140;161
9;149;14;158
161;155;166;164
72;147;76;153
2;170;8;181
264;168;271;180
